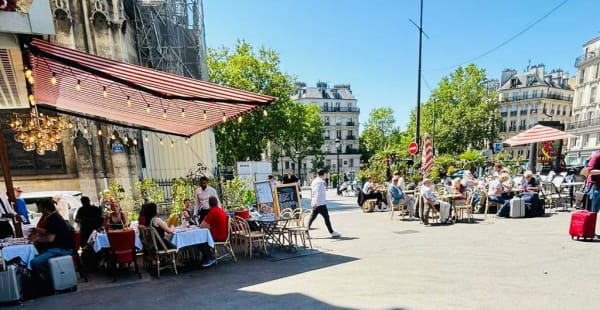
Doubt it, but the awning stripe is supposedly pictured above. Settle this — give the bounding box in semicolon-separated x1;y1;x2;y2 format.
503;124;576;146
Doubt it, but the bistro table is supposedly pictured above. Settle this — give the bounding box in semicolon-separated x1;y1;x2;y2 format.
438;193;465;223
0;238;38;269
91;230;143;253
170;227;214;251
560;182;586;210
248;215;294;254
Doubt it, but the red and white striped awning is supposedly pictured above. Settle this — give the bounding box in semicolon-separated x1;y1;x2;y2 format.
503;124;576;146
421;133;433;175
27;39;276;137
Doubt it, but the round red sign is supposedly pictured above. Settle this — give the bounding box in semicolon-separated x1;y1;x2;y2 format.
408;142;418;155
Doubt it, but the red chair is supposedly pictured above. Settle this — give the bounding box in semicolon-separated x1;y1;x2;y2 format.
72;230;88;282
107;230;141;282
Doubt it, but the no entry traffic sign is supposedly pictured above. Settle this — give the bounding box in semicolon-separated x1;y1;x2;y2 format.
408;141;419;155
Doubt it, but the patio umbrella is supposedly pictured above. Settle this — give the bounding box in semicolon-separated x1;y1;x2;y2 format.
503;124;576;146
421;133;434;176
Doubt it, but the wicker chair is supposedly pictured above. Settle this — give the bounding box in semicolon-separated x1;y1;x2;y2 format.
214;217;237;264
231;216;266;258
138;225;177;278
287;208;313;249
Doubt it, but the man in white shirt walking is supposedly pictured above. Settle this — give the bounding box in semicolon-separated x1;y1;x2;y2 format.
308;169;341;238
194;176;221;223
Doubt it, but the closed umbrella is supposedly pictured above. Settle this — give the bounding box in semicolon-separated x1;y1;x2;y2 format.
421;133;434;176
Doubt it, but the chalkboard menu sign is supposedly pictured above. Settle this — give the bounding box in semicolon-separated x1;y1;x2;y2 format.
273;183;301;215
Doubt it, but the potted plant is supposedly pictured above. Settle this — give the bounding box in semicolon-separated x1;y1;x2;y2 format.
222;176;254;219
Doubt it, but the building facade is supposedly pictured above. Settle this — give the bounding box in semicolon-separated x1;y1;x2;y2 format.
288;81;360;185
0;0;216;203
566;35;600;165
497;65;573;160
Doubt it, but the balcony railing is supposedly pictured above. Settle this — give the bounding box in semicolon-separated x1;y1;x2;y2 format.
501;112;508;117
346;121;355;126
575;47;600;67
345;135;356;140
510;111;517;116
324;122;330;126
345;148;360;154
320;107;361;113
568;117;600;130
508;126;517;132
520;110;527;115
500;93;573;103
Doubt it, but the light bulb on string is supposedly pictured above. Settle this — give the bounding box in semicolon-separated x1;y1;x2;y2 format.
162;109;167;119
203;110;207;120
27;75;34;85
185;138;189;144
111;132;116;140
24;69;32;78
97;129;102;136
126;96;131;107
170;141;174;148
263;109;268;117
146;104;151;114
222;113;226;122
68;122;73;129
124;136;129;143
28;94;35;105
50;72;57;85
159;138;163;145
144;134;148;142
102;86;107;98
181;108;185;118
75;80;81;92
83;126;88;135
237;115;243;123
133;138;138;145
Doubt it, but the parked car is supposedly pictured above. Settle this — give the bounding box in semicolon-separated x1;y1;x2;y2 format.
20;191;83;226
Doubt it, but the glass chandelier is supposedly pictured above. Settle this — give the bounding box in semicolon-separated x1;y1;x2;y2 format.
9;105;68;156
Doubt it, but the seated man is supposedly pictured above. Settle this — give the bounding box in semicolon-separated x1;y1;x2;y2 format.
421;179;451;224
29;199;74;279
388;174;417;220
362;176;387;210
197;196;225;267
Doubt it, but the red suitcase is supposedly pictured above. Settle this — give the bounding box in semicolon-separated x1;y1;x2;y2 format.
569;210;597;240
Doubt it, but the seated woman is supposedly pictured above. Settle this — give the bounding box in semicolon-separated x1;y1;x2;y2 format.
181;198;197;225
104;202;129;231
520;170;544;217
522;170;541;192
451;177;467;200
361;176;386;210
142;203;175;249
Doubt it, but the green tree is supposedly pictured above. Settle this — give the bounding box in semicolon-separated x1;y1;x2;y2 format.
207;40;295;166
402;64;502;155
311;153;329;173
360;107;397;153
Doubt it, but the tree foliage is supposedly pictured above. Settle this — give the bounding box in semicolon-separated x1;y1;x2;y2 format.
401;64;502;155
360;107;397;153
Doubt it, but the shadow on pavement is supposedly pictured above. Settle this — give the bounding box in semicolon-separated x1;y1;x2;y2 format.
12;251;360;310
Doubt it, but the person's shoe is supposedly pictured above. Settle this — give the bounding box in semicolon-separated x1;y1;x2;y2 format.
201;258;216;268
331;231;341;238
409;216;419;221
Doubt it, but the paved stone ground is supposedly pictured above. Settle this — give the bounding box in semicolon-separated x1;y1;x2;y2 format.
7;189;600;310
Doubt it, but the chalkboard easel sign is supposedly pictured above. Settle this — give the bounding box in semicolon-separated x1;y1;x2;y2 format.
254;180;274;215
273;183;301;215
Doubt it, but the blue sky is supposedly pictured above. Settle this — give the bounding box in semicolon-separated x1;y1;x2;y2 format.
203;0;599;131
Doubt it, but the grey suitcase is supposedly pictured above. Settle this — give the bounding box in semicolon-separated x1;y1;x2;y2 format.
48;255;77;292
0;265;22;302
510;197;526;218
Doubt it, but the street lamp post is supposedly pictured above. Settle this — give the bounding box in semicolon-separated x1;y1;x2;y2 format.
295;151;301;185
335;138;341;194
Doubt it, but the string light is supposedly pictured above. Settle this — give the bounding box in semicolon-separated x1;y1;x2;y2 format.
181;108;185;118
146;103;151;114
222;112;226;122
126;96;131;107
75;80;81;92
162;109;167;119
97;129;102;136
170;141;174;148
111;132;116;140
50;72;57;85
159;138;163;145
133;138;138;145
203;110;207;120
68;122;73;129
24;69;32;78
83;126;88;135
185;138;189;144
237;115;243;123
27;75;34;85
124;136;129;143
263;109;268;117
28;94;35;105
144;134;148;142
102;86;107;98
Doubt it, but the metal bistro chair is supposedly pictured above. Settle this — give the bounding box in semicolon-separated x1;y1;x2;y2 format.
387;192;409;220
213;217;237;264
287;208;313;250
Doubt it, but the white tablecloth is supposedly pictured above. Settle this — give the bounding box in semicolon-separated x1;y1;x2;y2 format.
92;231;143;253
2;244;38;269
170;227;214;251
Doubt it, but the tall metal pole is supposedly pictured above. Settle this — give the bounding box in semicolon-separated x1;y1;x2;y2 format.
337;147;340;193
415;0;424;149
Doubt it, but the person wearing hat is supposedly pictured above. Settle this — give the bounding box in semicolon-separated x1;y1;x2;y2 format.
14;186;29;224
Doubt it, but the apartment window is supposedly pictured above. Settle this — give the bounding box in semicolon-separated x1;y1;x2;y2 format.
571;138;577;148
336;130;341;138
325;130;330;138
285;161;290;169
324;146;330;153
596;133;600;145
347;130;353;137
501;106;508;117
583;134;589;146
324;116;329;125
347;103;352;110
510;104;517;116
512;92;519;100
532;90;538;98
522;91;529;99
580;69;585;84
509;120;516;131
325;159;331;167
596;63;600;79
349;158;354;167
323;102;329;111
591;86;597;103
519;119;526;130
529;118;537;128
520;104;528;115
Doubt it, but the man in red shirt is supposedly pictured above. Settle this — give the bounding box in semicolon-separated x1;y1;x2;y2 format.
200;196;228;242
197;196;227;267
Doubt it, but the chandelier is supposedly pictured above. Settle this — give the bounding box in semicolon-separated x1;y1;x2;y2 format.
9;106;69;156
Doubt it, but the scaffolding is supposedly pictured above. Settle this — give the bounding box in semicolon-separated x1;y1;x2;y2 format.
133;0;206;80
